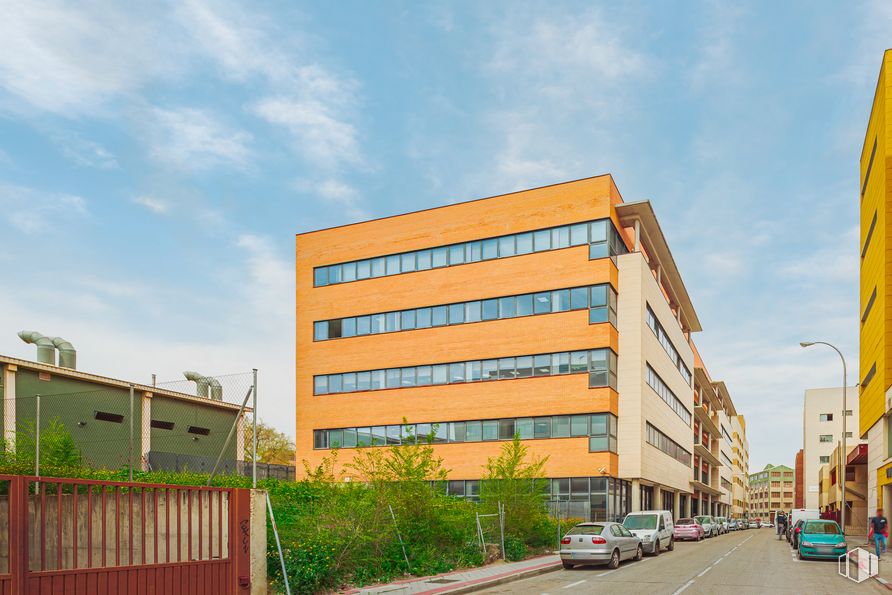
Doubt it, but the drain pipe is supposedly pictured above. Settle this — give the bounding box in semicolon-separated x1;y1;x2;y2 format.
50;336;76;369
17;331;56;365
183;371;210;398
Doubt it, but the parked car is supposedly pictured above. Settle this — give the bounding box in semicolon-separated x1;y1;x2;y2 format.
695;515;718;537
761;521;773;528
623;510;675;555
790;519;806;549
788;509;820;542
673;518;705;541
560;522;643;569
715;516;729;534
728;519;739;531
797;520;847;560
748;520;759;529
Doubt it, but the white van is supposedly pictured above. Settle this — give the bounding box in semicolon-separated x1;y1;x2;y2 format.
788;508;820;541
622;510;675;555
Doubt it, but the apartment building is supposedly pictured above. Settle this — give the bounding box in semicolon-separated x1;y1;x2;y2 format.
748;464;794;522
731;414;750;518
802;387;860;509
795;449;804;508
860;49;892;521
818;442;869;530
296;174;744;522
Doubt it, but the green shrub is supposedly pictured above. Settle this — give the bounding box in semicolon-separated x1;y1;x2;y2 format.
504;535;528;561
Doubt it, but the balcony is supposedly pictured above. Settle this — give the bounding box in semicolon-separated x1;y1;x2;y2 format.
694;404;720;436
695;443;721;466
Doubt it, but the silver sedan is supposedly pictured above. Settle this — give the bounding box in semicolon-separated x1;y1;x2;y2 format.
560;522;643;570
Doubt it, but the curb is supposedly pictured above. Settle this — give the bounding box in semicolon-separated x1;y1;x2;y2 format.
875;576;892;590
429;560;563;594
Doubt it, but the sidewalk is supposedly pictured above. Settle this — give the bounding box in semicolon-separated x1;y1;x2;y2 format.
341;555;561;595
851;538;892;590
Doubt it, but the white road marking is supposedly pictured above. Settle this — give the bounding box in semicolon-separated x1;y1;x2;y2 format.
697;567;712;578
671;580;695;595
561;580;586;589
595;570;615;577
712;557;723;566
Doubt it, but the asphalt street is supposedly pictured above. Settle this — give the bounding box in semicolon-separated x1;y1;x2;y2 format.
476;527;886;594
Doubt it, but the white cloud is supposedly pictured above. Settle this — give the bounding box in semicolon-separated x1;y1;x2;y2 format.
0;183;88;234
149;107;252;171
235;234;293;331
51;133;119;169
132;196;170;215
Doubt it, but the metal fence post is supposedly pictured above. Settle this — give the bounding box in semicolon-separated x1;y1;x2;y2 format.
35;394;40;479
499;501;506;561
252;368;257;488
129;384;134;482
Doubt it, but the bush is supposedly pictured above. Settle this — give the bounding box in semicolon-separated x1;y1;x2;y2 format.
504;535;528;561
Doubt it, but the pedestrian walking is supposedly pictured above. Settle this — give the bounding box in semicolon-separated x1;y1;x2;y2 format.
870;508;889;560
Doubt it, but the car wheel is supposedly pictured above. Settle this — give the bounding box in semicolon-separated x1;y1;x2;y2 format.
797;547;805;560
635;544;643;561
607;549;620;569
696;533;702;542
668;537;674;551
562;562;574;570
652;539;660;556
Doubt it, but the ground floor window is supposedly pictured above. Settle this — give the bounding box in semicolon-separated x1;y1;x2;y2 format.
640;484;654;510
548;476;631;522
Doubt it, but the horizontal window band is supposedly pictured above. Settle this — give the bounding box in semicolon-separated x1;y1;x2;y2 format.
314;284;618;341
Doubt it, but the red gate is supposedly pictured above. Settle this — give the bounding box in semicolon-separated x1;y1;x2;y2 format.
0;475;253;595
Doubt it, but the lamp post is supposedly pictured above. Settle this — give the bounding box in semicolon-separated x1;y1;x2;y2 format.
800;341;847;534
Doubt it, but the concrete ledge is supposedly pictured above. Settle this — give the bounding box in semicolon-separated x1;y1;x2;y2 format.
430;559;562;594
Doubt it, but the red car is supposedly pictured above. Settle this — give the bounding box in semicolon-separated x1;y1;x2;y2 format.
673;518;705;541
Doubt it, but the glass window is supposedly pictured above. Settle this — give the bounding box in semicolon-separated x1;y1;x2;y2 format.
371;257;385;277
534;354;551;376
498;235;515;257
499;296;516;318
416;365;432;385
450;422;466;442
432;306;448;326
328;265;342;284
357;259;371;279
371;370;385;390
570;223;588;246
499;419;516;440
385;312;400;332
342;373;356;392
571;415;588;437
552;289;571;312
467;241;483;262
449;244;465;265
516;356;533;378
467;360;482;382
401;309;416;330
449;303;465;324
553;416;570;438
416;249;432;270
386;255;400;275
590;220;607;243
466;301;482;322
386;425;401;445
570;287;588;310
589;436;608;451
516;418;534;439
357;371;371;391
533;292;551;314
356;316;371;335
342;317;357;337
328;319;343;339
401;252;416;273
498;357;516;379
570;351;588;373
589;285;607;307
449;363;465;383
342;428;357;448
466;421;482;442
386;369;400;389
314;376;328;395
370;314;385;334
482;359;498;381
516;232;533;254
432;364;448;384
357;428;371;447
590;307;609;324
554;352;570;374
433;424;448;443
401;368;416;387
534;229;551;251
516;294;533;316
482;420;499;441
591;414;608;435
432;247;448;268
571;478;589;494
314;267;328;286
341;262;358;282
329;375;343;393
534;417;551;439
416;423;432;441
590;243;608;259
482;238;498;260
482;299;499;320
416;307;432;328
314;321;328;341
552;226;570;248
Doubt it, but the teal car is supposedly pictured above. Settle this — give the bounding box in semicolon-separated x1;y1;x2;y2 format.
797;520;847;560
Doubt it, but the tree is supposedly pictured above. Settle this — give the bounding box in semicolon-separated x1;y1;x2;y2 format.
243;417;295;465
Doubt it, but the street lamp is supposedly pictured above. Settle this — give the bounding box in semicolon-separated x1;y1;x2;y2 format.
800;341;848;534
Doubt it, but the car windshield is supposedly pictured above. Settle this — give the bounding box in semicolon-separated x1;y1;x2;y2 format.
695;516;711;524
623;515;657;530
567;525;604;536
803;521;841;535
676;518;697;525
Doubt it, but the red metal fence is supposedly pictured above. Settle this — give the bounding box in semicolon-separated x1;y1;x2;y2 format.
0;475;253;595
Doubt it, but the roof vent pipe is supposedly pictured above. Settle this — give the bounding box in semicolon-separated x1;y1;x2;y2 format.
183;371;210;398
18;331;56;365
207;376;223;401
50;336;76;369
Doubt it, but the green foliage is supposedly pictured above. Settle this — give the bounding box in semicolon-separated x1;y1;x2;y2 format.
480;435;550;545
504;535;528;561
0;418;82;468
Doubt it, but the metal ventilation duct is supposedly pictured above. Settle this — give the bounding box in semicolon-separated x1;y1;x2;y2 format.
18;331;56;365
183;371;222;400
50;336;76;369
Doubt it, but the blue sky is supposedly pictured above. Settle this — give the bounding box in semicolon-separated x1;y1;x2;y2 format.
0;1;886;471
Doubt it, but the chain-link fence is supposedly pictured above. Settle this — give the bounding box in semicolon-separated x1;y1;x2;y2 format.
0;370;294;482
